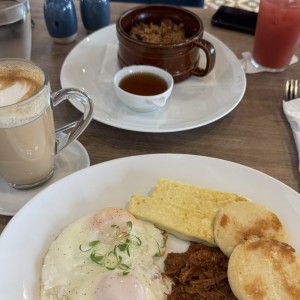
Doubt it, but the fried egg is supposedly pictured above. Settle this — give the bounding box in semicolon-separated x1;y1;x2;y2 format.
40;207;172;299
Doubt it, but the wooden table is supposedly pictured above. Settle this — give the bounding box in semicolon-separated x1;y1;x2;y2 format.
1;1;299;234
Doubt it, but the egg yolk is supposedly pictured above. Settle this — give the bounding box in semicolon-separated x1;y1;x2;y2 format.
89;207;136;241
96;273;147;299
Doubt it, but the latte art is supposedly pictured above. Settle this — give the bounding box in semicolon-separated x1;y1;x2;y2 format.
0;76;40;106
0;62;48;129
0;61;44;108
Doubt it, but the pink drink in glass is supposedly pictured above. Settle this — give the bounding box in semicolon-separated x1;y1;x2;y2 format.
252;0;300;71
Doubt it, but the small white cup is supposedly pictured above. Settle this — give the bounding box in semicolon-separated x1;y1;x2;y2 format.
113;65;174;113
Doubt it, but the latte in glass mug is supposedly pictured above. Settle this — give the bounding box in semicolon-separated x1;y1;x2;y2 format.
0;59;93;190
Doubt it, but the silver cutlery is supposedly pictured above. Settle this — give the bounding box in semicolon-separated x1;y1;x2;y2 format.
282;79;300;173
284;79;299;101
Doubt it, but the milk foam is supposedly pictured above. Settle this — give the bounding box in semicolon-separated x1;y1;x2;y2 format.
0;61;44;107
0;61;47;129
0;81;32;106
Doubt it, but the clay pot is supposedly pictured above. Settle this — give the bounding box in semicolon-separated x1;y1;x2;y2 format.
116;5;216;83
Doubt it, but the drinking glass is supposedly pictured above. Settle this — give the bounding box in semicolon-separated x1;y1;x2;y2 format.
0;0;32;59
0;59;93;190
251;0;300;72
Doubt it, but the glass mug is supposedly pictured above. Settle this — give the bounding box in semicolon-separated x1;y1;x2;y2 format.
0;59;93;190
252;0;300;72
0;0;32;59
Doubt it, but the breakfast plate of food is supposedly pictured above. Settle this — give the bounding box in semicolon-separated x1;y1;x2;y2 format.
60;24;246;133
0;154;299;299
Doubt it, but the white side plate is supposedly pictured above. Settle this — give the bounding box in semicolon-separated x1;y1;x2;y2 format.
61;25;246;132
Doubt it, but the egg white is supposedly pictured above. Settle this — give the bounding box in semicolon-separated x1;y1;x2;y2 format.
40;207;172;300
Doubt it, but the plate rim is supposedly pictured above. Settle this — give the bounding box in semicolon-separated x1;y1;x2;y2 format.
3;153;300;236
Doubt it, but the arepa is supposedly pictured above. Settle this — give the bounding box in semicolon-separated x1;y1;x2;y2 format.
214;202;288;256
228;238;300;300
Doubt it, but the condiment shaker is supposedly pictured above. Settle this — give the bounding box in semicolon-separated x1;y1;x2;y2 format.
80;0;110;32
44;0;78;44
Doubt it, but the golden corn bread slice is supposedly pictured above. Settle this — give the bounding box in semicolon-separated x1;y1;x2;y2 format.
151;178;248;211
129;194;216;246
128;179;249;246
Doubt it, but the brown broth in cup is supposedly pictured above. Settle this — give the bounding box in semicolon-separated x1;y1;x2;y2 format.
119;72;168;96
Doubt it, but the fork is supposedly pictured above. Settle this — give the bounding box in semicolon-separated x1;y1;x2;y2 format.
284;79;299;101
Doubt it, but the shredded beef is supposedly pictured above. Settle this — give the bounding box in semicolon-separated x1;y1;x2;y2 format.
164;242;237;300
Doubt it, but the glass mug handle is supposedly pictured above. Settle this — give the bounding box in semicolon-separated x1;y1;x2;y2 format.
52;88;93;153
191;39;216;77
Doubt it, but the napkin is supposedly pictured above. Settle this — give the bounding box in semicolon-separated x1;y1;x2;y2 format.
240;51;298;74
282;98;300;172
97;43;216;86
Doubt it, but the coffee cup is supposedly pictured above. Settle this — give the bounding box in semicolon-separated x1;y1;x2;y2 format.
0;0;32;59
0;59;93;190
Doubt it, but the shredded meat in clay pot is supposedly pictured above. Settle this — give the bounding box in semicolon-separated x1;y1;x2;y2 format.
164;242;237;300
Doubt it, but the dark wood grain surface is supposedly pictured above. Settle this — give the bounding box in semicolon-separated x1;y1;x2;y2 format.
1;1;300;234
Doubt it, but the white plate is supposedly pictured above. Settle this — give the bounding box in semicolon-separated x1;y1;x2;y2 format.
61;24;246;133
0;154;300;299
0;139;90;216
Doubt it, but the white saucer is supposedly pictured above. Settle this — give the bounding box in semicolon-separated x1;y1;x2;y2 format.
0;139;90;216
61;24;246;133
